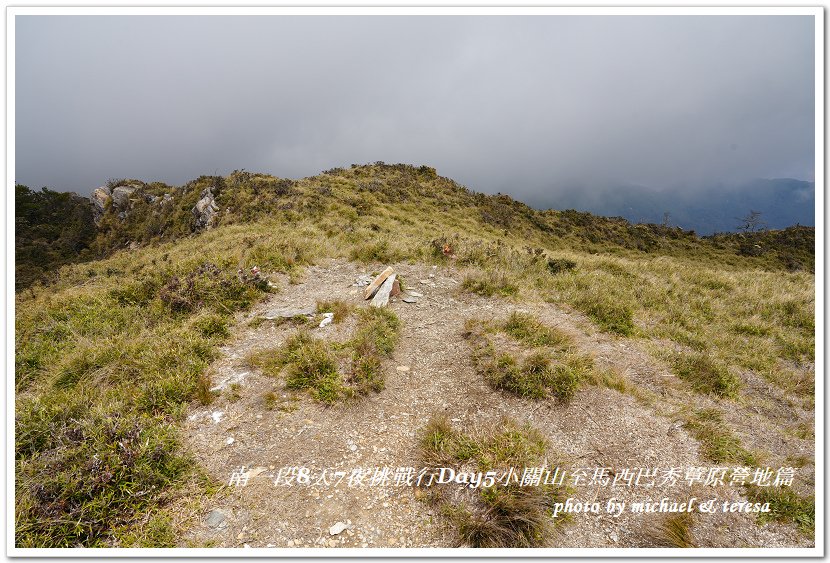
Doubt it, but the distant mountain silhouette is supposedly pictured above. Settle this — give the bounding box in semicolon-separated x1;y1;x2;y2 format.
529;179;814;235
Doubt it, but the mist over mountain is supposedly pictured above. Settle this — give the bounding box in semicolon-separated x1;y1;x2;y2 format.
526;178;814;235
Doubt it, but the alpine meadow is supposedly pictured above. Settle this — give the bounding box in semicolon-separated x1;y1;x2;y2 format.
14;163;815;548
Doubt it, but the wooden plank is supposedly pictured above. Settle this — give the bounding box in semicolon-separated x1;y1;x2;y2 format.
363;266;395;299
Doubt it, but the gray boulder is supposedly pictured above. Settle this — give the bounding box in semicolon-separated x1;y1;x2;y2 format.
111;185;137;210
192;188;219;230
91;186;111;225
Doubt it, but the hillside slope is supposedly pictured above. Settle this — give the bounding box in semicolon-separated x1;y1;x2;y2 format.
14;163;815;548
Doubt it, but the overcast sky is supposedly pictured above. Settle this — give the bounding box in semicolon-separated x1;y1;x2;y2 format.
15;15;815;200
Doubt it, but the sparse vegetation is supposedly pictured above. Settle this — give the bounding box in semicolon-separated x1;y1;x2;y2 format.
461;271;519;297
247;307;401;403
465;315;593;401
671;352;741;398
682;408;756;465
642;513;696;548
419;416;566;547
316;299;354;323
501;312;571;348
745;485;815;538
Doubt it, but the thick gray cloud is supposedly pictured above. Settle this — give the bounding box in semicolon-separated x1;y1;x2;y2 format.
15;15;814;200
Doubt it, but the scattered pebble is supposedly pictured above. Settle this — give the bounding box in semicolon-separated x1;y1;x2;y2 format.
226;437;235;445
396;365;410;372
329;521;348;535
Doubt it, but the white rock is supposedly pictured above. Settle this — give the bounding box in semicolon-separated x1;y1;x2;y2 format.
211;411;224;424
319;312;334;328
329;522;348;536
226;437;235;445
369;274;396;308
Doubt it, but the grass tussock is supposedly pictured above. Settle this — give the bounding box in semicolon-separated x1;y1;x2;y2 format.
248;307;401;403
642;513;696;548
745;485;815;538
465;316;592;402
671;352;741;398
573;295;635;336
461;271;519;298
682;408;757;466
419;415;565;548
348;307;401;394
315;299;354;324
501;312;571;348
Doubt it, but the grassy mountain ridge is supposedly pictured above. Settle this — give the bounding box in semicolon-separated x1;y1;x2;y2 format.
16;163;815;295
14;163;815;547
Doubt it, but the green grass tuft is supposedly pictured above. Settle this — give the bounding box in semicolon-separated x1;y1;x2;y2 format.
672;352;741;398
682;408;756;465
573;295;635;336
315;299;354;324
643;513;696;548
461;271;519;297
501;312;571;348
745;485;815;537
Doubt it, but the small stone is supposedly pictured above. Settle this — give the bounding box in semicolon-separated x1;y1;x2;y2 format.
328;539;338;547
390;279;401;297
419;279;430;284
329;522;348;535
226;437;235;445
610;531;619;543
319;313;334;328
396;365;410;372
205;509;227;529
237;531;245;540
408;291;424;297
349;443;358;452
401;295;418;303
388;537;397;545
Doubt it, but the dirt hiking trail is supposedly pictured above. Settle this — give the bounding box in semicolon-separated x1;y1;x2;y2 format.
181;259;811;549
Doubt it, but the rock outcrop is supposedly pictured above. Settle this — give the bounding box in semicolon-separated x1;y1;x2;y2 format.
91;186;111;225
192;188;219;231
111;185;137;210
